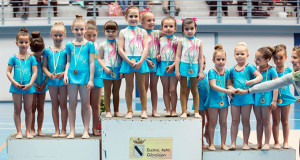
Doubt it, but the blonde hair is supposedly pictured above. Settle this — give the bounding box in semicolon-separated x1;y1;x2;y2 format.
72;14;86;28
213;44;226;60
51;21;66;34
274;44;287;57
140;10;154;22
86;19;98;32
234;42;248;53
161;16;177;28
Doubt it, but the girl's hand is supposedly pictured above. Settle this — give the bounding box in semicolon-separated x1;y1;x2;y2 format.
156;54;161;62
297;98;300;103
87;81;94;90
134;61;142;70
226;89;234;99
56;73;64;79
34;83;39;91
49;74;55;80
236;89;248;95
175;71;181;81
166;65;175;73
120;73;124;79
104;67;112;74
129;60;137;68
245;80;254;86
198;72;204;81
270;101;277;110
146;60;155;69
13;82;23;89
63;76;69;85
22;84;31;91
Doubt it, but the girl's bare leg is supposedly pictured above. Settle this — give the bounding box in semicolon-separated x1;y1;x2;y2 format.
67;84;79;139
79;85;91;139
124;73;134;118
160;76;171;116
112;80;122;116
169;77;178;115
180;76;188;118
23;93;33;138
199;110;207;148
253;105;263;149
31;93;37;135
281;105;291;148
58;85;68;136
49;86;60;136
136;72;148;118
190;77;200;117
36;92;46;135
103;79;113;117
272;106;281;148
12;93;23;139
241;104;252;149
149;73;159;117
261;106;272;150
208;107;219;151
230;105;240;149
90;86;101;136
220;107;229;150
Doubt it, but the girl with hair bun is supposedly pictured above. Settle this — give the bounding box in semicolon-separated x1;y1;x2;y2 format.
30;31;48;137
7;27;38;139
43;21;68;138
206;44;232;151
63;15;95;139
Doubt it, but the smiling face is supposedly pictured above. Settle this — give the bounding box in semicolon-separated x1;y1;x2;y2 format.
125;9;140;26
183;23;196;38
213;51;226;70
141;13;155;30
234;46;249;65
273;51;287;68
161;19;176;36
50;28;66;45
291;51;300;71
71;22;86;40
85;29;98;43
254;51;269;67
16;36;30;52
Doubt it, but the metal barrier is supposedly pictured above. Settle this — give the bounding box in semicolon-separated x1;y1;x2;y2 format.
1;0;300;25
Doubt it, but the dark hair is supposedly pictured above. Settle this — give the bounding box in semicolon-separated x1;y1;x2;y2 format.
104;20;119;31
124;6;139;18
161;16;177;28
274;44;287;57
257;46;275;60
181;18;197;36
213;44;226;60
86;19;98;32
16;27;29;41
30;31;45;52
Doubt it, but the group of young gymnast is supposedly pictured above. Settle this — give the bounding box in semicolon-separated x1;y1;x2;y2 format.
7;5;300;152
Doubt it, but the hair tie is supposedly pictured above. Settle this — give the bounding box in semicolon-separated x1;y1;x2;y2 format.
181;19;184;22
140;8;151;13
192;18;197;21
124;8;128;12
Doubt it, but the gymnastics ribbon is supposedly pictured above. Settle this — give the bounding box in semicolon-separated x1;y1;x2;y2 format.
140;8;151;13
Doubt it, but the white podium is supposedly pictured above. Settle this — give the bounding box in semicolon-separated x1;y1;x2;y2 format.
101;112;202;160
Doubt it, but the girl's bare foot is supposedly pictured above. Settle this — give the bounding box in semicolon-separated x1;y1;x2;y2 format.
125;112;133;119
180;113;187;118
26;133;33;139
105;112;112;118
283;143;291;149
221;145;229;151
16;133;23;139
38;131;45;136
82;132;90;139
208;145;216;151
93;129;101;136
194;112;201;118
141;111;148;119
273;143;281;149
242;144;250;150
67;132;75;139
30;130;36;136
261;144;270;150
202;143;207;149
114;112;123;117
171;112;178;117
152;111;160;117
165;112;171;117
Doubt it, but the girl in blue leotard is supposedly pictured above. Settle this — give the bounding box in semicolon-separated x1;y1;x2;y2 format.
30;31;48;137
63;15;95;139
227;42;263;150
43;22;68;138
6;27;38;139
252;46;278;150
206;44;233;151
84;19;103;136
271;44;296;149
